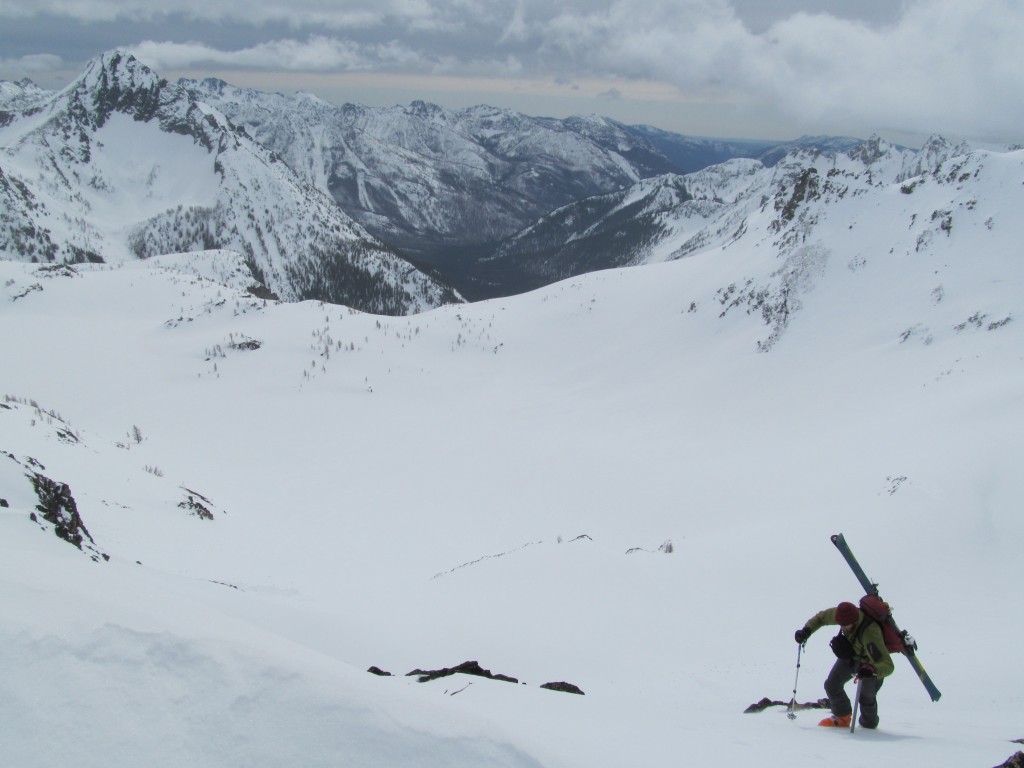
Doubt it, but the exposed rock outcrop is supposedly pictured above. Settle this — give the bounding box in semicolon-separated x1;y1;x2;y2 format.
994;751;1024;768
28;472;108;562
744;696;829;714
369;659;585;695
540;681;585;695
407;660;518;684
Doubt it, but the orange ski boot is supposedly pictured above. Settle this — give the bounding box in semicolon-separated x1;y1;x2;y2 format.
818;714;853;728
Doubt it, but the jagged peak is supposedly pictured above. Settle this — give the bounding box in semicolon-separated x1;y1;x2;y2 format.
0;77;51;109
847;134;894;165
919;134;954;154
405;99;448;118
9;52;243;159
55;49;180;129
295;91;333;108
73;50;164;94
462;103;513;117
896;134;973;182
920;133;971;158
184;77;234;95
0;77;43;93
562;114;631;136
566;114;621;128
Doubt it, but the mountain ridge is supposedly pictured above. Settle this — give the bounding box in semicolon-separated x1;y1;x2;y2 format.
0;51;459;314
179;79;675;248
177;76;877;298
483;134;1008;303
4;52;1017;310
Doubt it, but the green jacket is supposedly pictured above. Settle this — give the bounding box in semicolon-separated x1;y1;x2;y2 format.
804;607;895;679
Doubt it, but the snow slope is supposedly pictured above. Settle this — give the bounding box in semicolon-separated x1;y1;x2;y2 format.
2;176;1023;768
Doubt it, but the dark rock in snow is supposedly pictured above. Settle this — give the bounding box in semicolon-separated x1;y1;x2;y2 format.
407;660;518;684
229;337;262;351
373;659;585;694
743;696;829;714
28;472;108;561
994;751;1024;768
30;474;90;546
540;681;585;695
178;487;217;520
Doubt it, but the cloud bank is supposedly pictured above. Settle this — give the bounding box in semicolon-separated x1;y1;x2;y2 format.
1;0;1020;142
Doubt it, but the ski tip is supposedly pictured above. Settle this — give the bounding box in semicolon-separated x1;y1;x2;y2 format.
830;533;843;544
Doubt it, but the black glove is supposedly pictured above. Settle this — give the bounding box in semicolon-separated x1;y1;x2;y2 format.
794;627;812;644
856;664;876;679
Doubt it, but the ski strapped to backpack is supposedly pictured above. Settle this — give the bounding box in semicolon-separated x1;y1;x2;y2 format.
830;533;941;702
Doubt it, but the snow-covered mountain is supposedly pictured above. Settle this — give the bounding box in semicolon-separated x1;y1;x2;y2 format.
488;135;1016;317
0;77;51;110
180;78;675;254
2;103;1023;767
0;52;459;314
179;78;863;298
3;55;885;305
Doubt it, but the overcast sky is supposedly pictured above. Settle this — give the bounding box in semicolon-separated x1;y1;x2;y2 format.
1;0;1020;146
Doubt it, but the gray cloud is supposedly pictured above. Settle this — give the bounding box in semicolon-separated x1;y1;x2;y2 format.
130;37;419;73
0;0;475;30
0;53;65;78
748;0;1024;141
524;0;1024;141
1;0;1020;142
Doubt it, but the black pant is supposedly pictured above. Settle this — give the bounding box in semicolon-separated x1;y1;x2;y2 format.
824;658;883;728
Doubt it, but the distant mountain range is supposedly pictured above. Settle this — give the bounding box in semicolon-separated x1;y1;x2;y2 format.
181;76;861;298
4;50;1012;312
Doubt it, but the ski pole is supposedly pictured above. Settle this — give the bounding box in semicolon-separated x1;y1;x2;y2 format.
787;642;804;720
850;677;863;734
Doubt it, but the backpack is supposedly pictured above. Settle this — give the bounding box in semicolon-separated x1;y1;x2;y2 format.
859;594;908;654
